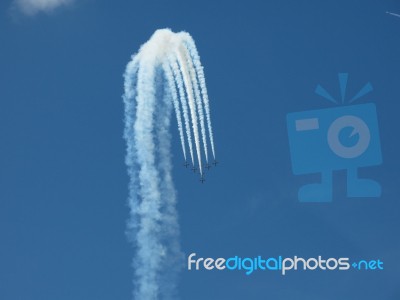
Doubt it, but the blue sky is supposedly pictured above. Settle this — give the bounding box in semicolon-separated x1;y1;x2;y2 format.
1;0;400;299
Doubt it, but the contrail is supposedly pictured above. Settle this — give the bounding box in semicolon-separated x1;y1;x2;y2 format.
123;29;216;299
386;11;400;18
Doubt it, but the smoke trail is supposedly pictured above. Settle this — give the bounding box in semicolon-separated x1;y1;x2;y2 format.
184;37;216;159
180;45;209;163
153;68;182;299
176;47;203;173
387;11;400;18
169;58;195;165
163;62;186;161
123;29;215;299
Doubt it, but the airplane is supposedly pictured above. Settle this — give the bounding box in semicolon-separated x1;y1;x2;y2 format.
200;176;206;183
183;161;189;168
191;166;198;173
205;163;212;170
212;160;218;166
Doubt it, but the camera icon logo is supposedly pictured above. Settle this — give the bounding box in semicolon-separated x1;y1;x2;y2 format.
286;74;382;202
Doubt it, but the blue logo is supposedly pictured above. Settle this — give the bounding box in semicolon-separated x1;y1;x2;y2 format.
287;73;382;202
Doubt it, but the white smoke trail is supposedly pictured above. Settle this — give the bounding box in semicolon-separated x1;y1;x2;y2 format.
123;29;215;299
153;71;182;299
163;62;186;161
184;37;216;160
133;60;163;299
180;45;209;163
123;57;140;240
387;11;400;18
176;47;203;174
169;58;195;165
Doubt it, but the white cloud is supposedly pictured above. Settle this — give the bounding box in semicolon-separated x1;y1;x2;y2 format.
14;0;74;16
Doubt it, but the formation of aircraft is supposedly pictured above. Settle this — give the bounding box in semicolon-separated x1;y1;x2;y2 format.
183;159;219;183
